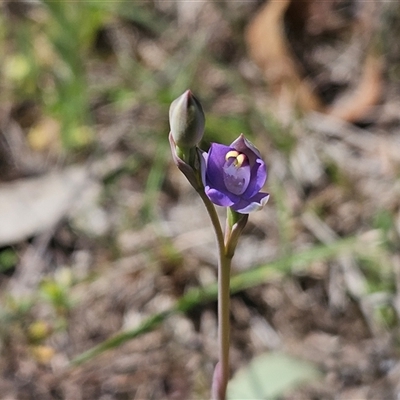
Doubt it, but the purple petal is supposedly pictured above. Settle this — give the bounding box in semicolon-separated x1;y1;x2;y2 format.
231;192;270;214
205;143;232;193
205;186;238;207
232;134;262;156
230;135;267;199
243;157;267;199
231;134;260;167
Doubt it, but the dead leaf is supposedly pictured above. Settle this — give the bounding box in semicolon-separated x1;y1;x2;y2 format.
0;166;92;246
327;53;383;122
245;0;323;113
246;0;383;123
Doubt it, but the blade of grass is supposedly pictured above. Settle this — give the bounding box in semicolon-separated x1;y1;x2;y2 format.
88;1;168;35
141;141;169;222
69;235;359;367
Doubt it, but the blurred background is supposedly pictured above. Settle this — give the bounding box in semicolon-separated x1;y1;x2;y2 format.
1;0;400;398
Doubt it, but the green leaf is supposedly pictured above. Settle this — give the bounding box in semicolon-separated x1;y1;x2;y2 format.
228;352;321;400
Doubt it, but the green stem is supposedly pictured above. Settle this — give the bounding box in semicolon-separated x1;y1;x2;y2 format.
197;192;225;253
198;191;230;400
218;251;231;400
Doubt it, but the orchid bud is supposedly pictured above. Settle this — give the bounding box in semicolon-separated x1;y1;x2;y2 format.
169;90;205;149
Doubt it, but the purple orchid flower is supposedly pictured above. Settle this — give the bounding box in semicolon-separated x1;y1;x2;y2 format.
202;134;269;214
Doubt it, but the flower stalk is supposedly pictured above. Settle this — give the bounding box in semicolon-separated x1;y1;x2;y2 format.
198;191;232;400
216;249;232;400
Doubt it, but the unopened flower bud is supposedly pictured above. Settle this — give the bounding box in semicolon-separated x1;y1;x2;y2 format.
169;90;205;149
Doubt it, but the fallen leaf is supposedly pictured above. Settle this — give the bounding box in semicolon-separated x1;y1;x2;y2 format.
327;53;383;123
228;351;321;399
245;0;323;113
246;0;383;123
0;166;92;246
